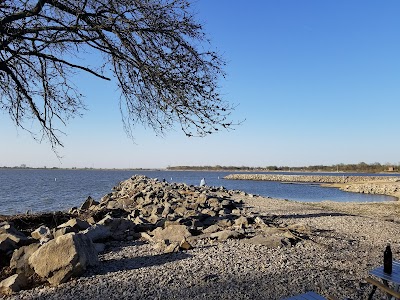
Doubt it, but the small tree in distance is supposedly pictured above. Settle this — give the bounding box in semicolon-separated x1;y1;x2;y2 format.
0;0;235;149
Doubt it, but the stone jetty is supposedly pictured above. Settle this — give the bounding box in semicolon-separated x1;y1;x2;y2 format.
224;174;400;199
224;173;400;184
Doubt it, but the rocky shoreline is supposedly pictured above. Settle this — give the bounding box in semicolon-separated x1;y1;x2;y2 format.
225;174;400;200
1;175;400;299
224;173;400;184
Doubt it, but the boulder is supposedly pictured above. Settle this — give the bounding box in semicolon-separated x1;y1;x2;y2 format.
97;217;136;240
0;224;29;245
196;194;208;205
28;233;98;285
207;197;221;208
31;226;53;243
9;243;41;276
79;196;99;210
216;219;233;228
106;200;123;210
0;273;28;295
117;197;135;210
53;227;75;239
234;216;249;228
82;224;111;242
58;218;90;232
152;224;191;242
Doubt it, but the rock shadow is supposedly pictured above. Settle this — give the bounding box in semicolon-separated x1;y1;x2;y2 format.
277;212;354;219
89;252;192;276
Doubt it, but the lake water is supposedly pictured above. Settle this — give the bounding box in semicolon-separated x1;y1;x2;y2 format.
0;169;397;215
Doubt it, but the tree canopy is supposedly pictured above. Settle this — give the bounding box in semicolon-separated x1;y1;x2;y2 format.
0;0;234;148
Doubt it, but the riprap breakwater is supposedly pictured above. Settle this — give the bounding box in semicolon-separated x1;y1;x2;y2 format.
224;174;400;184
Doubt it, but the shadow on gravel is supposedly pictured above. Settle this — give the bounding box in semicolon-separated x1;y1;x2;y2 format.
278;212;354;219
90;252;192;275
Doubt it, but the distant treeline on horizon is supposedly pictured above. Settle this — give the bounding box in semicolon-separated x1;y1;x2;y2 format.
167;162;399;173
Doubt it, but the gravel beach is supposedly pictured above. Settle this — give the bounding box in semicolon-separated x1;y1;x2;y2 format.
3;193;400;300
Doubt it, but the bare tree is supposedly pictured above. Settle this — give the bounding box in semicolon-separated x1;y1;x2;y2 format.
0;0;234;148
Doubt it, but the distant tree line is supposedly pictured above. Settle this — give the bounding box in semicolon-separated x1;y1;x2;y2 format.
167;162;399;173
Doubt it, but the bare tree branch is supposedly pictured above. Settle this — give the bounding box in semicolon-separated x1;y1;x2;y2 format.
0;0;237;149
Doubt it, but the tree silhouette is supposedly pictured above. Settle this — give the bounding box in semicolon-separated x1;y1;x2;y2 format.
0;0;234;148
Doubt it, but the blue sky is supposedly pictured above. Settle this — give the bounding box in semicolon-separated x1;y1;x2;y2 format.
1;0;400;169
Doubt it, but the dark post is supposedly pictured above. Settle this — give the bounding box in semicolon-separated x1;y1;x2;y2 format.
383;243;392;274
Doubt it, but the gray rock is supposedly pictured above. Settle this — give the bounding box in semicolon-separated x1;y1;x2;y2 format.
58;218;90;231
207;198;221;208
31;226;53;242
152;224;191;242
53;227;75;239
9;243;41;276
196;194;208;205
82;224;111;242
105;200;122;210
0;224;28;245
234;216;249;228
29;233;98;285
79;196;99;210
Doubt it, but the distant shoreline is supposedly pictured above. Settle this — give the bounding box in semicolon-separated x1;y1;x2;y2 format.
0;167;161;171
1;167;399;176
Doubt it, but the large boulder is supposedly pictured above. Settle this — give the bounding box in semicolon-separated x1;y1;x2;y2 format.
97;216;136;240
28;233;98;285
152;224;191;242
9;243;41;276
82;224;111;242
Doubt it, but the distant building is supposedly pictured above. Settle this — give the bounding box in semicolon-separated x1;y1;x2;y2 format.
387;166;394;172
20;164;26;168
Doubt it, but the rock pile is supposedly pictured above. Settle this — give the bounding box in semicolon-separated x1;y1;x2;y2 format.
224;174;400;184
340;182;400;198
0;175;311;295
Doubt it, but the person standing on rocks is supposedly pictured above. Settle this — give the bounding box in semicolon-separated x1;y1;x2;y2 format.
200;178;206;187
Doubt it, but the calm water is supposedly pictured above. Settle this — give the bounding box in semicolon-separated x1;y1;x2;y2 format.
0;169;397;215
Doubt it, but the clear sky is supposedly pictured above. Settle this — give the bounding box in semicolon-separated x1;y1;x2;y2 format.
1;0;400;169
